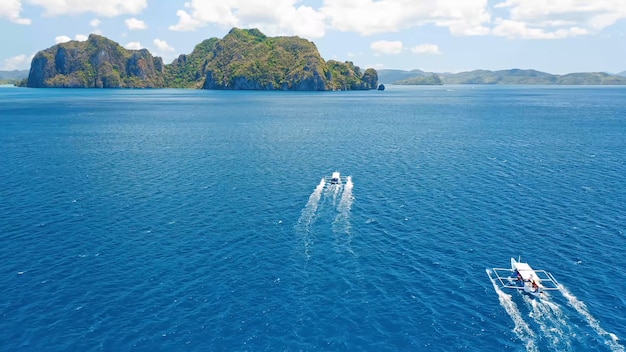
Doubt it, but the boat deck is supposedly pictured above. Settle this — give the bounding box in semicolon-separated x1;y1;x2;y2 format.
490;267;561;291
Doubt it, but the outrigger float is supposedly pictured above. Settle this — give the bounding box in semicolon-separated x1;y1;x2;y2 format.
489;257;560;297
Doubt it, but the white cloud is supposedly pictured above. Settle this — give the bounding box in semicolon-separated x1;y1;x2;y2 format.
493;0;626;38
55;35;72;44
411;43;442;55
90;18;101;27
169;0;326;38
322;0;491;36
430;0;491;35
55;34;88;44
319;0;626;38
370;40;403;55
169;2;237;31
153;39;174;52
125;17;146;30
125;42;143;50
0;0;31;24
2;54;32;70
492;18;589;39
28;0;147;17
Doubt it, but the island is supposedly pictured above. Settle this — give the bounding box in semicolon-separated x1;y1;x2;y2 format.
377;68;626;85
22;28;378;91
17;29;626;88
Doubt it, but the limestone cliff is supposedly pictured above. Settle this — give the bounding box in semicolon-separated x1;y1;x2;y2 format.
166;28;378;90
26;29;378;90
26;34;164;88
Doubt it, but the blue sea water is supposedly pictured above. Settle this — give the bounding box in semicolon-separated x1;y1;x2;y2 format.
0;85;625;352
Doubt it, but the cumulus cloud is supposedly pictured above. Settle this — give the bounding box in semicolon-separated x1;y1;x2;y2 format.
370;40;403;55
90;19;101;27
125;42;143;50
125;17;146;30
429;0;491;35
0;0;31;24
411;43;442;55
55;34;88;44
169;0;326;38
321;0;626;38
165;0;625;40
55;35;72;44
2;54;32;70
322;0;491;36
493;0;626;38
492;18;588;39
153;39;174;52
28;0;147;17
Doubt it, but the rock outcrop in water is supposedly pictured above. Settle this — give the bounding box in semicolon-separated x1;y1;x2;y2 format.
25;28;378;91
27;34;165;88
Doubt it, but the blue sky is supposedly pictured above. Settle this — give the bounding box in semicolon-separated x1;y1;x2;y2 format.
1;0;625;74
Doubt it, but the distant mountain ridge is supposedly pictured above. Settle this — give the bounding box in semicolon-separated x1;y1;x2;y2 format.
0;70;28;84
23;28;378;90
378;68;626;85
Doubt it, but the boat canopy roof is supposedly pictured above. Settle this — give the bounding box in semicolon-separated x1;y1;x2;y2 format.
513;261;541;282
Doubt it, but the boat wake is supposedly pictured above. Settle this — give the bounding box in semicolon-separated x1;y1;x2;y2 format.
296;174;355;258
488;268;624;352
332;176;353;238
559;284;624;352
295;178;325;258
487;269;538;352
527;295;574;351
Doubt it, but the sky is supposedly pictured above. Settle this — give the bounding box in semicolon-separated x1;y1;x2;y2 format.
1;0;626;74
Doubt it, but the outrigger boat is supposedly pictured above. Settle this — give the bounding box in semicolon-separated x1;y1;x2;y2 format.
489;257;560;297
326;171;342;185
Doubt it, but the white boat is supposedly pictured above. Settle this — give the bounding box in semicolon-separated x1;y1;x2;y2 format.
329;171;341;185
489;257;560;297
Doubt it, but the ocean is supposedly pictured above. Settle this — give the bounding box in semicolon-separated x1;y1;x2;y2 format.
0;85;624;351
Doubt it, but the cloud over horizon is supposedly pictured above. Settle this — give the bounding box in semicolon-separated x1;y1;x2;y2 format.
0;0;31;24
371;40;404;55
2;54;31;70
3;0;626;39
27;0;147;17
169;0;326;38
411;43;442;55
125;17;146;30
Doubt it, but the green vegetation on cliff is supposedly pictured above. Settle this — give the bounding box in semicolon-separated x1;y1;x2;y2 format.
25;28;377;90
165;28;377;90
165;38;219;88
27;34;164;88
0;70;28;85
394;74;442;85
439;69;557;84
378;68;626;85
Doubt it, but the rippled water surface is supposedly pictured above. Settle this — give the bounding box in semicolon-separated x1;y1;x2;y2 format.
1;85;625;351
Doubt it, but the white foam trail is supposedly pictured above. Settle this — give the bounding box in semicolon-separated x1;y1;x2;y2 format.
487;269;538;352
296;178;325;257
559;284;625;352
332;182;341;206
338;176;353;212
527;296;572;350
333;176;353;237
